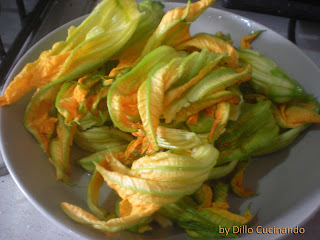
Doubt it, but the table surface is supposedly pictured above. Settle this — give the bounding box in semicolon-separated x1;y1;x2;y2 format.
1;0;320;239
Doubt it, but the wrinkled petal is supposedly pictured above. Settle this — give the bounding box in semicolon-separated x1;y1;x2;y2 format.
176;33;239;67
141;0;216;56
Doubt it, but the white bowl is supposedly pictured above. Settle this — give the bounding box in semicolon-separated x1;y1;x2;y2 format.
1;2;320;240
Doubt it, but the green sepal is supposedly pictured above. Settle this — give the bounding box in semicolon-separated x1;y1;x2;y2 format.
239;49;305;103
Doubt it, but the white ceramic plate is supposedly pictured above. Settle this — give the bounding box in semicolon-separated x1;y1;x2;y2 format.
1;2;320;240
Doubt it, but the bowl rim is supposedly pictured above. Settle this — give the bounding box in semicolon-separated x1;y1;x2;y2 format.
1;2;320;240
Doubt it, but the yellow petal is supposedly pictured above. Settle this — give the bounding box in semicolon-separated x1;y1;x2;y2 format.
141;0;215;56
164;60;221;107
211;182;230;210
49;114;76;181
243;207;253;222
285;105;320;124
138;225;153;233
208;102;230;142
194;184;213;209
187;113;199;125
24;84;62;153
87;159;112;220
119;199;133;217
240;30;264;50
138;62;176;154
174;90;240;122
61;202;155;233
176;33;239;68
274;103;320;128
206;207;250;225
1;0;141;107
56;83;83;124
0;51;70;107
231;162;255;198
